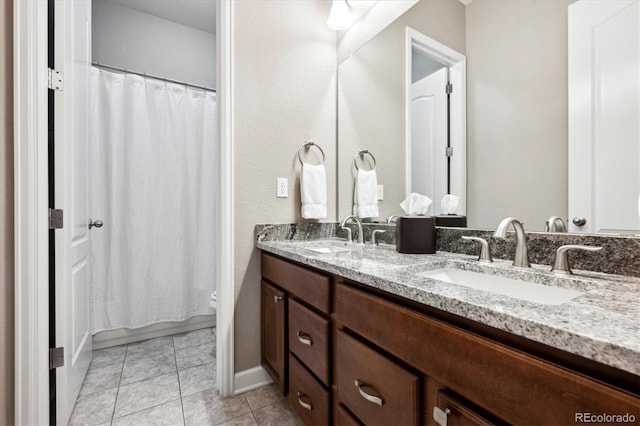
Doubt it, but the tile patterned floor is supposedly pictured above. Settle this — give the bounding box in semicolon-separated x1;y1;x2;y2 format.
69;327;302;426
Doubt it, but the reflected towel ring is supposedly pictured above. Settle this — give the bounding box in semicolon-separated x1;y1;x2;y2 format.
297;140;326;165
354;149;377;171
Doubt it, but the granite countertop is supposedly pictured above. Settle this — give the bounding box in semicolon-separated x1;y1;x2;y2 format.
256;238;640;376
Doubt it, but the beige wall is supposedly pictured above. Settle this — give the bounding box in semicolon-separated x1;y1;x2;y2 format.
337;0;466;219
465;0;572;230
233;0;337;372
0;0;14;423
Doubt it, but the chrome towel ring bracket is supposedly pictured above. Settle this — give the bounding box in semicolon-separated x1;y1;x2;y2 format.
297;140;326;166
354;149;377;171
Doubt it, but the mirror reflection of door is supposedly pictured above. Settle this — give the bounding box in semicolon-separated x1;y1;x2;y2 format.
410;56;448;216
406;29;466;216
568;0;640;234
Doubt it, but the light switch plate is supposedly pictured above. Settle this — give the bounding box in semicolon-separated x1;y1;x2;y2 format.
377;184;384;201
276;178;288;198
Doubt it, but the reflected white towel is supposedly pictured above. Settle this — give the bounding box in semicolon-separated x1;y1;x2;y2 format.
353;169;379;218
301;163;327;219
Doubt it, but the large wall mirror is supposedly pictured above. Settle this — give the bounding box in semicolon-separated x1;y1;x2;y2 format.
337;0;639;234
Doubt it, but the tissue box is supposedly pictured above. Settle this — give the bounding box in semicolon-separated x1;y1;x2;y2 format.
396;216;435;254
435;215;467;228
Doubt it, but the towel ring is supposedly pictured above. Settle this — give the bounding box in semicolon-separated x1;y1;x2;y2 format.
354;149;377;171
297;140;325;166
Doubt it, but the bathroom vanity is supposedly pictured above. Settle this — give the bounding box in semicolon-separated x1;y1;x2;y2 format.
258;238;640;426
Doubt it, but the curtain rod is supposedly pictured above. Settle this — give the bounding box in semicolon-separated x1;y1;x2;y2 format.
91;62;217;93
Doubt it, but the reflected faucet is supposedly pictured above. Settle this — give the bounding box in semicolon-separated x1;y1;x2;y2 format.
493;217;530;267
339;215;364;244
545;216;567;233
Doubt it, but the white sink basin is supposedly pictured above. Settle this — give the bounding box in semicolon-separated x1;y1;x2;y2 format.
419;268;582;305
305;242;352;254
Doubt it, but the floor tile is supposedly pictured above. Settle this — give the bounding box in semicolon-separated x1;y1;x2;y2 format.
176;342;216;370
112;398;184;426
178;362;216;397
252;400;303;426
217;413;258;426
173;327;216;349
79;362;123;397
182;388;251;426
243;384;283;411
126;336;174;357
114;371;181;418
68;386;118;425
91;345;127;369
121;346;177;385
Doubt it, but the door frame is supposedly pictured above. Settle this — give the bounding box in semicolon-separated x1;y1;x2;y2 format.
13;0;236;421
404;27;467;215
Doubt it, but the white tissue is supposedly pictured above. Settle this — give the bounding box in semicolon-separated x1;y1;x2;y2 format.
400;193;432;215
440;194;459;215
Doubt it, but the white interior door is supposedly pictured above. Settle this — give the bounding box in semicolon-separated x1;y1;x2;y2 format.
54;0;93;423
410;67;448;215
568;0;640;234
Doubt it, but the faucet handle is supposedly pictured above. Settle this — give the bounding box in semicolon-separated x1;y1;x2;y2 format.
371;229;386;245
340;226;353;244
551;245;603;275
462;236;493;263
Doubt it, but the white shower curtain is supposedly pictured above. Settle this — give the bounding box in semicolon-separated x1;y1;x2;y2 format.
89;67;216;333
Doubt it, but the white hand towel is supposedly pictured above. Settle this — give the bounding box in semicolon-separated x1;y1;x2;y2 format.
300;163;327;219
353;169;379;218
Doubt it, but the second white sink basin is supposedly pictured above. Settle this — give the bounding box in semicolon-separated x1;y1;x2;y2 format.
419;268;582;305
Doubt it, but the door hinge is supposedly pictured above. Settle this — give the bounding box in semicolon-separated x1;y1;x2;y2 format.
49;347;64;369
49;208;64;229
446;146;454;157
48;68;63;91
445;82;453;94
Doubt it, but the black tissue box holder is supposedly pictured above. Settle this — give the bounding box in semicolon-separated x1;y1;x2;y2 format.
396;215;435;254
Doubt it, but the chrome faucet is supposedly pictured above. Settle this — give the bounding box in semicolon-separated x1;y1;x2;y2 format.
493;217;530;267
545;216;567;233
551;245;602;275
339;215;364;244
387;215;399;224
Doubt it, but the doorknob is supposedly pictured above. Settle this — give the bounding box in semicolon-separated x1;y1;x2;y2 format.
572;217;587;226
89;219;104;229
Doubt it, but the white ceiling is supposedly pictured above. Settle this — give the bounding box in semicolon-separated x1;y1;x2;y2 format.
107;0;216;33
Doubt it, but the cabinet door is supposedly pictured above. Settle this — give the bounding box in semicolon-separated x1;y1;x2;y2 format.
262;280;286;393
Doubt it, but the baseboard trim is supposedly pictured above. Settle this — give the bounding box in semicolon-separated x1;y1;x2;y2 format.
92;314;216;350
234;366;272;395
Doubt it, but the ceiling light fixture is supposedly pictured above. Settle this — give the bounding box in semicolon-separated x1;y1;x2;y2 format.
327;0;353;31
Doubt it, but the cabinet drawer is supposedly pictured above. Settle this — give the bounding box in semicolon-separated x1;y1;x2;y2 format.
336;405;361;426
434;390;499;426
288;354;330;426
336;283;639;425
262;253;330;313
337;330;419;426
289;299;330;385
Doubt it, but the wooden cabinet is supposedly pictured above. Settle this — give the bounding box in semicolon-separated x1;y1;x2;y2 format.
260;252;640;426
261;253;333;424
261;280;286;392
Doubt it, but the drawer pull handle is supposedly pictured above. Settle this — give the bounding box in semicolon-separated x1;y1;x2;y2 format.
273;295;283;303
297;331;313;346
297;392;313;411
433;407;452;426
354;379;384;406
